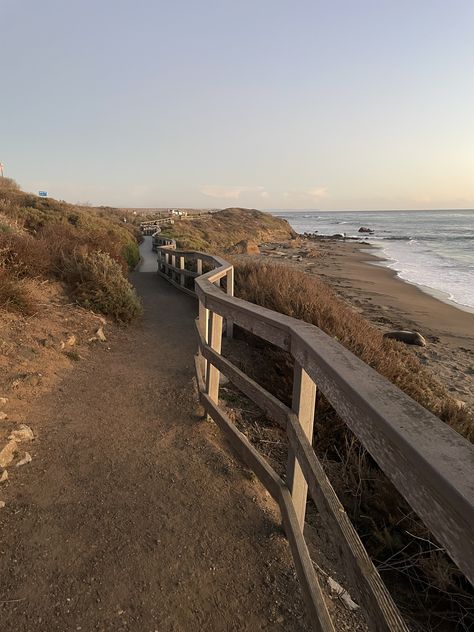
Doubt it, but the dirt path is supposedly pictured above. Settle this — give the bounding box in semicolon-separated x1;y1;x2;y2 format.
0;240;310;631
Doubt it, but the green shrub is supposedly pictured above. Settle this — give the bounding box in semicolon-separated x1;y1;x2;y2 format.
63;251;142;323
122;241;140;269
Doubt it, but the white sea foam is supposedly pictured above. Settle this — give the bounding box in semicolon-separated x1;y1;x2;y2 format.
271;209;474;310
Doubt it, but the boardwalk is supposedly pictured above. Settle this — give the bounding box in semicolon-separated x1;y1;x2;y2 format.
0;239;309;632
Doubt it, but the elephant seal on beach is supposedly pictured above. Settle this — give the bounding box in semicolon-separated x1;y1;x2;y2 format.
383;330;427;347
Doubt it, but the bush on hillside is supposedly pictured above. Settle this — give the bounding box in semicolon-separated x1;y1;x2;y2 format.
62;251;142;323
0;180;142;323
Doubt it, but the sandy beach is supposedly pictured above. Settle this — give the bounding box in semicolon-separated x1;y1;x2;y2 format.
255;237;474;407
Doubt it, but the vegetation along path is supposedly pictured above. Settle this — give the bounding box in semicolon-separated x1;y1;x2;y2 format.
0;239;310;632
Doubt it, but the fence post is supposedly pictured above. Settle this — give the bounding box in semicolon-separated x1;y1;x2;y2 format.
205;311;223;412
226;266;234;339
198;300;209;379
196;258;203;276
171;254;176;282
165;252;170;275
287;362;317;529
179;255;185;286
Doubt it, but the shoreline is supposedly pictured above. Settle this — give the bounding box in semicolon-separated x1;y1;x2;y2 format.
364;242;474;316
254;236;474;407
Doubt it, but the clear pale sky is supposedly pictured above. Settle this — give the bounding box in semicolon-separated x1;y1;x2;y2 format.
1;0;473;210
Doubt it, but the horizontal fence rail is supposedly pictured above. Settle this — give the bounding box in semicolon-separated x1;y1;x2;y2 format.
153;235;474;631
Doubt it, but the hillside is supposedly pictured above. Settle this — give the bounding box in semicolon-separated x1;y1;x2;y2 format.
160;207;295;252
0;178;141;322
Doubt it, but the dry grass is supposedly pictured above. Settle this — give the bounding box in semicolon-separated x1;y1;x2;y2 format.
0;268;37;315
0;179;141;322
233;260;473;628
160;207;295;251
234;260;472;439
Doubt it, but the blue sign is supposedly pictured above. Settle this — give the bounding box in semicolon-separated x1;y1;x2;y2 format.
38;191;48;197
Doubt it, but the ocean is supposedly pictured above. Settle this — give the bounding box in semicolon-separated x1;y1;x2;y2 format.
271;210;474;310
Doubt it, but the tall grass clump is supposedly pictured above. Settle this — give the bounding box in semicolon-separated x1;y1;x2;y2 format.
233;260;473;627
0;268;36;315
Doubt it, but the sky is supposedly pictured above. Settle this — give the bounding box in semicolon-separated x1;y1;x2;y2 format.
1;0;474;210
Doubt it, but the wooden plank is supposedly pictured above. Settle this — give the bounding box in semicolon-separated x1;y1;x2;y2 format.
179;255;185;286
287;363;316;529
195;320;288;428
226;266;234;339
291;324;474;585
279;487;335;632
196;379;334;632
287;413;409;631
199;388;283;501
196;258;203;275
157;270;196;297
205;311;223;410
198;303;209;379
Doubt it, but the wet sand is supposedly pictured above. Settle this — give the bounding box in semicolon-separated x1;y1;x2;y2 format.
258;238;474;407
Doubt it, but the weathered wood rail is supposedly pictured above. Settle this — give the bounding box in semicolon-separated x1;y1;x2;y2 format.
154;234;474;631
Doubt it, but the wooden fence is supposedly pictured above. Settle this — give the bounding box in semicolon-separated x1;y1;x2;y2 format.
154;234;474;631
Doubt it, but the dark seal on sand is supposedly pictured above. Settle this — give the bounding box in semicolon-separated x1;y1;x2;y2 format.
383;330;427;346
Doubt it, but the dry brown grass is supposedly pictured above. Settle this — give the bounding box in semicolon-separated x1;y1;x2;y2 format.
0;268;37;315
233;260;473;627
160;207;295;251
234;260;473;439
0;179;142;322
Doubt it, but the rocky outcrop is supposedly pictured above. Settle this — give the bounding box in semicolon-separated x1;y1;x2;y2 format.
228;240;261;255
358;227;374;234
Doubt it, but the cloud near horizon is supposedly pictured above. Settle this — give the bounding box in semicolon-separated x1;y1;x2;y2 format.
284;186;328;201
200;185;269;201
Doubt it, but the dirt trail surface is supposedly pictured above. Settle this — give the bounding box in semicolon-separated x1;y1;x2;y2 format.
0;239;310;631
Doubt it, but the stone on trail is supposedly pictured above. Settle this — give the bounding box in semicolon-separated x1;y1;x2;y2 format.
0;500;5;509
16;452;32;467
66;335;77;347
0;440;18;468
383;330;427;347
96;327;107;342
0;412;7;421
0;397;8;405
9;424;34;443
0;469;8;483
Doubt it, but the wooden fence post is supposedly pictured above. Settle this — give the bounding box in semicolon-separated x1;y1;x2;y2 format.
287;362;316;529
206;310;223;411
226;266;234;339
198;300;209;379
179;255;185;286
197;258;203;275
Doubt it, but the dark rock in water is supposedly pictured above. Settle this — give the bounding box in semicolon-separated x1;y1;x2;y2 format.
383;331;427;347
358;226;374;233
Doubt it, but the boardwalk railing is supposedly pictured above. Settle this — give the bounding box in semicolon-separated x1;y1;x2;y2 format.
154;234;474;632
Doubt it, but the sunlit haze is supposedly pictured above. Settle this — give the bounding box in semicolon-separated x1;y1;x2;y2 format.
1;0;473;209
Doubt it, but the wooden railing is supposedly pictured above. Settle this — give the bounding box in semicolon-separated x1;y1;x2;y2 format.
154;235;474;631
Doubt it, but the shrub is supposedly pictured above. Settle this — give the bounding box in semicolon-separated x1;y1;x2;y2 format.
0;268;36;315
0;232;53;278
63;251;142;323
122;241;140;269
